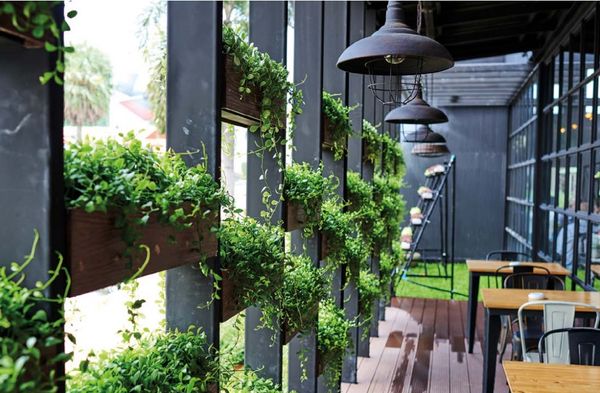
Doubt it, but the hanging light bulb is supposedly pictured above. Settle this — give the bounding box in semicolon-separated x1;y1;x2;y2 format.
337;1;453;106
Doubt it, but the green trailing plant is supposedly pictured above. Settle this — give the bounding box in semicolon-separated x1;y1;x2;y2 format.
322;91;357;160
69;329;220;392
64;132;228;258
0;230;72;393
222;368;283;393
357;270;381;338
223;25;303;159
380;132;404;177
284;162;336;237
346;171;380;249
379;241;403;302
281;254;329;336
373;174;406;252
320;199;355;265
361;120;381;164
218;216;285;330
317;300;352;391
0;2;77;84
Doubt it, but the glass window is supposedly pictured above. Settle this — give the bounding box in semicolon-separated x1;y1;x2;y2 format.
580;150;592;211
567;154;578;210
559;156;568;208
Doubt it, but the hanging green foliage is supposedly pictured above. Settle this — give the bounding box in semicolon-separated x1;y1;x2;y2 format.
346;171;379;249
322;91;357;160
317;300;353;391
0;231;72;393
223;25;303;158
357;269;381;337
373;174;406;252
379;241;403;302
0;1;77;84
284;162;336;238
361;120;381;164
222;368;284;393
69;329;219;392
380;132;405;177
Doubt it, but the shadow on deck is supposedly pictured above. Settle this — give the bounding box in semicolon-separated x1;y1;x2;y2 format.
342;297;509;393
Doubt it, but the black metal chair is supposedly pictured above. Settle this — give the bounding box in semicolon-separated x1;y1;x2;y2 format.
494;264;551;288
486;250;530;262
539;327;600;365
501;271;563;362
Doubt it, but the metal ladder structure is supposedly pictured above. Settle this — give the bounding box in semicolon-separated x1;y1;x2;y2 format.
397;155;461;298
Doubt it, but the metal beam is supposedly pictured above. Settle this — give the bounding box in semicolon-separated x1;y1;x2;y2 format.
288;2;324;392
245;0;287;383
165;1;222;361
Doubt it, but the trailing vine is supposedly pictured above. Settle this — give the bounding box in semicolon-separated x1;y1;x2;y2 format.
361;120;381;164
380;132;404;176
373;174;406;253
322;91;357;160
284;162;336;238
64;132;229;263
357;269;381;338
0;1;77;84
346;171;380;249
317;300;352;391
0;230;72;393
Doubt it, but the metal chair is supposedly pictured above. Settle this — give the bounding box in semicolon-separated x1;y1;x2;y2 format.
503;272;564;291
518;301;600;363
486;250;530;262
539;327;600;365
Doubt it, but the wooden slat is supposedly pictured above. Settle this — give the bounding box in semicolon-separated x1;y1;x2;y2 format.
409;298;436;393
482;288;600;310
428;299;450;393
68;209;217;297
466;260;570;276
448;301;469;393
503;361;600;393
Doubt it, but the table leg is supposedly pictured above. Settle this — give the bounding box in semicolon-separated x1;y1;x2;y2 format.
467;272;480;353
482;309;501;393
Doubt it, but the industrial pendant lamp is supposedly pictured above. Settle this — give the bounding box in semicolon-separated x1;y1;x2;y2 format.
337;1;453;106
410;129;450;157
384;85;448;125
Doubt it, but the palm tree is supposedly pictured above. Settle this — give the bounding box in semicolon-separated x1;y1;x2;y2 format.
64;43;112;140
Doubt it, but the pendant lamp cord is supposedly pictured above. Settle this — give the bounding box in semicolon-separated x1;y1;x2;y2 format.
416;0;423;35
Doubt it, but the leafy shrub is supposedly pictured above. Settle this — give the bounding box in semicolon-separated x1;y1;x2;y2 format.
361;120;381;164
284;162;335;237
317;300;352;390
322;91;356;160
346;171;379;249
380;132;404;176
222;368;283;393
373;175;406;252
0;231;71;393
380;241;403;301
357;269;381;335
69;330;219;392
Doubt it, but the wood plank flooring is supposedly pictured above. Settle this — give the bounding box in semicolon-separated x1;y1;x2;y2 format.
342;297;509;393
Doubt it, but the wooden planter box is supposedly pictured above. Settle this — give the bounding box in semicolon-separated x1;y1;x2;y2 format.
322;115;347;155
220;270;245;323
68;208;217;297
285;201;309;232
221;54;261;127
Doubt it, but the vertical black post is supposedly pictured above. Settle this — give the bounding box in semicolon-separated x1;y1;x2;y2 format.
357;5;378;358
288;2;324;392
245;0;287;383
318;3;348;390
0;5;66;388
165;0;222;359
342;0;365;383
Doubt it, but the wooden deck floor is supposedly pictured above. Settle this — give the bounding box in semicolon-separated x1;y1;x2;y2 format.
342;297;509;393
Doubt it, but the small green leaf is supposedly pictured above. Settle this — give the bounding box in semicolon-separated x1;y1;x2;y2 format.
44;41;57;52
67;10;78;18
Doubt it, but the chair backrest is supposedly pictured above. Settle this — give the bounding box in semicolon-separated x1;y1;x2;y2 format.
486;250;530;261
504;273;565;291
518;301;600;363
494;265;550;288
539;327;600;366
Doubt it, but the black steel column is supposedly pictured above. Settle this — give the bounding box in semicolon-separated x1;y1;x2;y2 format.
342;0;365;384
165;1;222;356
318;3;349;390
245;0;287;383
288;2;324;392
358;5;378;358
0;6;66;387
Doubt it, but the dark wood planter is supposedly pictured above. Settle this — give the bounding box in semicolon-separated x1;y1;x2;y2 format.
68;208;217;297
222;54;261;127
285;201;309;232
322;115;347;155
220;270;245;323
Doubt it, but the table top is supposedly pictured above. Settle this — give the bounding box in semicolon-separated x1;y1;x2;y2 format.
591;264;600;277
503;360;600;393
466;260;570;276
482;288;600;310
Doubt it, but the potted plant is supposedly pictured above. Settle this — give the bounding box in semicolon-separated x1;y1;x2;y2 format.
401;227;413;250
281;254;328;344
283;162;335;236
0;231;71;393
357;269;381;338
410;207;424;225
316;300;352;389
418;186;434;200
218;216;285;323
64;133;226;296
322;91;357;160
361;120;381;164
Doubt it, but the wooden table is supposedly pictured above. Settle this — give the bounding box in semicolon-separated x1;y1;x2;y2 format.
503;360;600;393
592;264;600;279
466;260;570;354
481;289;600;393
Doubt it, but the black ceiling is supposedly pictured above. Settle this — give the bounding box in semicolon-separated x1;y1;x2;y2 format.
371;1;577;61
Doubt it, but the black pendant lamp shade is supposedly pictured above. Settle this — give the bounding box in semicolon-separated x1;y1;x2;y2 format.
385;87;448;125
411;129;450;157
404;125;442;143
337;1;454;76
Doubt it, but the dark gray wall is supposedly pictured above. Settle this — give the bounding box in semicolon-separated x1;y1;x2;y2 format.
401;106;508;260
